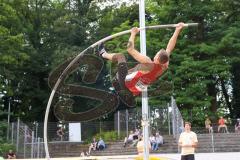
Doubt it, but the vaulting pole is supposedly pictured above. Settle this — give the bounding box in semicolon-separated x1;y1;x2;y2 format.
139;0;149;159
91;23;198;48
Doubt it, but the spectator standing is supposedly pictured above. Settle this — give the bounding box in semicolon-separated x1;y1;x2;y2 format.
178;122;198;160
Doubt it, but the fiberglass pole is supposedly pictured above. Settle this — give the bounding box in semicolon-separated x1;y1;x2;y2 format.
139;0;149;159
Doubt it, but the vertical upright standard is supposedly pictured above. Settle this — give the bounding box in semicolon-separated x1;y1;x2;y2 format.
139;0;149;159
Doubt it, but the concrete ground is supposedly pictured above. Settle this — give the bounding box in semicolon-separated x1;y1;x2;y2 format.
154;152;240;160
16;152;240;160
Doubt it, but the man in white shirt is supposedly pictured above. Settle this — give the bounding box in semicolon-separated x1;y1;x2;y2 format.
178;122;198;160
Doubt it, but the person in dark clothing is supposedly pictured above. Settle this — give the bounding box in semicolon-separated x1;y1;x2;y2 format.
7;150;16;159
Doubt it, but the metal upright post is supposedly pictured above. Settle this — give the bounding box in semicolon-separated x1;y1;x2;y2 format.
7;97;11;141
171;97;176;138
11;123;14;144
35;122;38;139
126;109;129;136
24;125;27;158
99;120;102;135
31;131;35;158
139;0;149;159
16;118;20;152
211;131;215;152
117;111;120;137
168;103;171;135
37;137;40;158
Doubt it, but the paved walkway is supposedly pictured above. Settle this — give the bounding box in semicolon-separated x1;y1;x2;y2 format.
154;152;240;160
16;152;240;160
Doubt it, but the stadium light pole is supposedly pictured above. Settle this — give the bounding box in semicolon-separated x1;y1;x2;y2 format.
139;0;150;159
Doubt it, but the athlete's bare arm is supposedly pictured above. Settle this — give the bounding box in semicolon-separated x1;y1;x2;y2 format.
166;22;184;55
127;27;152;64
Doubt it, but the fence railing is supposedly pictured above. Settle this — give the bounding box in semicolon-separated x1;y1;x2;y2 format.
9;118;45;159
8;98;182;158
9;96;240;158
9;120;240;158
171;97;183;140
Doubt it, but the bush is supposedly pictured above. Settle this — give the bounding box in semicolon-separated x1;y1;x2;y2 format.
0;121;15;157
85;131;126;144
95;131;118;142
0;121;7;143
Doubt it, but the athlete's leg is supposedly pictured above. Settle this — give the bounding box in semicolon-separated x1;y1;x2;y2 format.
113;54;128;90
98;43;135;107
98;44;128;90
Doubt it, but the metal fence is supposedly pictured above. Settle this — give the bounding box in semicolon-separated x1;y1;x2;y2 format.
10;97;240;158
10;109;240;158
114;105;171;137
9;104;173;158
9;118;45;159
170;97;184;139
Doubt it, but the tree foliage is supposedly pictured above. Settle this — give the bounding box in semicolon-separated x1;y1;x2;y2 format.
0;0;239;126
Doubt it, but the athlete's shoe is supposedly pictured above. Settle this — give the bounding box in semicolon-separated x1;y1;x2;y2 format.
96;43;106;56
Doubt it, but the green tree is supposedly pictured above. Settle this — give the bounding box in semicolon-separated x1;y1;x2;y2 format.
0;0;29;121
147;0;240;125
218;0;240;120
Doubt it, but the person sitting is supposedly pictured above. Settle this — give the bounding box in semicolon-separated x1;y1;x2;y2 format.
88;137;97;155
155;132;164;150
235;118;240;133
205;117;213;133
133;128;140;140
97;138;106;151
7;150;16;159
150;134;157;151
56;127;64;141
218;116;229;133
80;151;85;157
123;130;135;147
